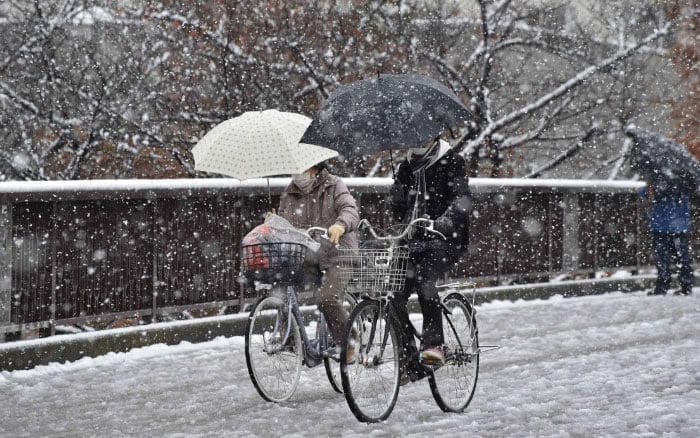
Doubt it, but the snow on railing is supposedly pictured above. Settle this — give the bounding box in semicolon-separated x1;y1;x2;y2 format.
0;177;645;201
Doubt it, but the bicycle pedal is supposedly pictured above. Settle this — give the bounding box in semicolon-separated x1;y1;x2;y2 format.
406;365;430;382
323;346;341;360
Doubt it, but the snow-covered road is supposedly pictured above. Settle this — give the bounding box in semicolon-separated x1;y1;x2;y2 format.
1;291;698;437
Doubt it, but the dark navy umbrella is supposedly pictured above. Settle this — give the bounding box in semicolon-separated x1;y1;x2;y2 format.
300;74;472;157
626;125;700;193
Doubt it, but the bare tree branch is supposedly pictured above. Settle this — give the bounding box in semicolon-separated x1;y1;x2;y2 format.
458;20;673;157
525;126;600;178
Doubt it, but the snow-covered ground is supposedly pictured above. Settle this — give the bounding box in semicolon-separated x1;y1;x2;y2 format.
1;290;698;437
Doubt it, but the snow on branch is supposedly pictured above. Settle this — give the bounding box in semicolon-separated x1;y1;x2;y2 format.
607;137;632;180
0;81;39;115
459;21;672;157
584;153;627;180
499;96;573;150
525;126;599;178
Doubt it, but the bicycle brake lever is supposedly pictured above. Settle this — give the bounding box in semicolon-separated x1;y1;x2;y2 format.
358;218;371;230
424;220;447;240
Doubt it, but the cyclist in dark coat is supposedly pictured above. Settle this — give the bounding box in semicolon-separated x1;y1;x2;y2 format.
389;138;472;370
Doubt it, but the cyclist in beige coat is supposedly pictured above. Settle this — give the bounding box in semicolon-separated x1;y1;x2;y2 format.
277;163;359;347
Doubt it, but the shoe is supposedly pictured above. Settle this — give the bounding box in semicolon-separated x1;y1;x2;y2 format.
270;333;295;352
675;288;693;296
324;345;340;360
346;345;356;364
402;361;429;383
647;289;666;296
421;345;445;365
345;334;359;364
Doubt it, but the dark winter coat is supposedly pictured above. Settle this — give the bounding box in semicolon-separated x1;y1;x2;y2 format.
640;185;691;233
390;147;471;268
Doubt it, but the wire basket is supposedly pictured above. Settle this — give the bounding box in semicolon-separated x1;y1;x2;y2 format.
242;243;307;284
337;246;410;297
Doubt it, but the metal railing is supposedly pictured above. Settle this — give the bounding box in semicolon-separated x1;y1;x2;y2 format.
0;177;695;336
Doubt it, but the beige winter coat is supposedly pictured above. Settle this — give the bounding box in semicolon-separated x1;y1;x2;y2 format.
278;169;359;267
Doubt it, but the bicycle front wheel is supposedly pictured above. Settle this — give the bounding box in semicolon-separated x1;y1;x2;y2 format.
340;299;400;423
429;292;479;412
245;294;303;402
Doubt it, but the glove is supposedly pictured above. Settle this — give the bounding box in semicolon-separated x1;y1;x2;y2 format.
328;223;346;245
390;184;405;204
433;216;454;237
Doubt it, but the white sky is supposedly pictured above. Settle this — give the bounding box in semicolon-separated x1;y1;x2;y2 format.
1;290;698;437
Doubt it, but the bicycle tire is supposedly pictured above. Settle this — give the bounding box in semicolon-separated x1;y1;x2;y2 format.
324;293;359;393
340;298;400;423
245;294;303;402
428;292;479;412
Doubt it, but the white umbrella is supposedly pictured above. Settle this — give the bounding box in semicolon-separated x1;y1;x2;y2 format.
191;110;338;180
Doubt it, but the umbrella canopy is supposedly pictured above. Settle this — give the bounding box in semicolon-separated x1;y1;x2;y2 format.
626;125;700;193
192;110;338;180
300;74;472;157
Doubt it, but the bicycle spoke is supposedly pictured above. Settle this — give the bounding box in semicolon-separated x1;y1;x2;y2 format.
341;300;400;423
245;295;303;402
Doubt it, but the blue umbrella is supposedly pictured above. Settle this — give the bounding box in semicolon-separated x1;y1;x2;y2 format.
626;125;700;193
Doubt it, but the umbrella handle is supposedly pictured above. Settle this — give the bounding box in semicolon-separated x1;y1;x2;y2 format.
267;178;272;211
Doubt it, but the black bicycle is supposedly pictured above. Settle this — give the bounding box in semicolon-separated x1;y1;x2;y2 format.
337;218;482;423
242;228;357;402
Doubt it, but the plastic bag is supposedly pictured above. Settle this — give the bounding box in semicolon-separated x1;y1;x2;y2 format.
242;214;320;252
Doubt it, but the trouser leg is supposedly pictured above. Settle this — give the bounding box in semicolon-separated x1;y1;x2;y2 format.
416;259;443;346
653;232;672;293
674;233;694;292
317;267;347;343
404;256;445;348
415;270;444;347
393;266;419;363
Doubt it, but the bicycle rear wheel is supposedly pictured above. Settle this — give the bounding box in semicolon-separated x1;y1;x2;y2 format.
340;298;400;423
429;292;479;412
324;293;359;393
245;294;303;402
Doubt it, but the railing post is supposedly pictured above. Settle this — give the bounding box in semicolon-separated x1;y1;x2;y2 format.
0;203;11;327
50;201;58;335
636;194;643;269
547;194;553;277
151;199;159;321
593;193;598;275
562;192;580;272
238;196;246;312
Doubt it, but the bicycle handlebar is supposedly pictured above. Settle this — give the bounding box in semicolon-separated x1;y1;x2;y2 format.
358;217;446;241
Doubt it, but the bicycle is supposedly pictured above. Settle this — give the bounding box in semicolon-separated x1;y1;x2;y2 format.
337;218;484;423
242;227;357;402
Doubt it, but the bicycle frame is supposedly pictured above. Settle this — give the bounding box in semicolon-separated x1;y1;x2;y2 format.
354;297;395;369
245;225;355;402
272;285;332;368
356;288;477;378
